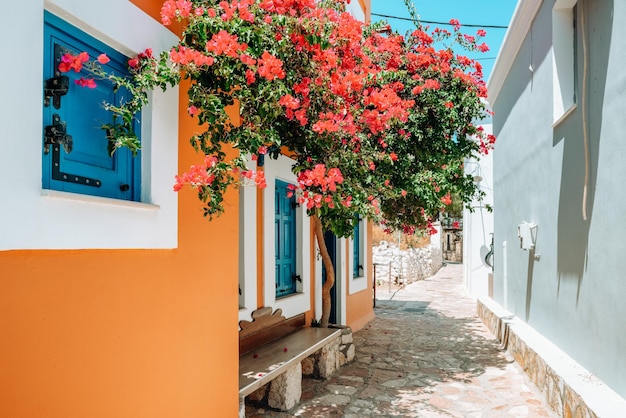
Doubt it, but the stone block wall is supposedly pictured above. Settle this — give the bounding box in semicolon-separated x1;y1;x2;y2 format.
302;326;355;379
373;243;442;285
477;298;626;418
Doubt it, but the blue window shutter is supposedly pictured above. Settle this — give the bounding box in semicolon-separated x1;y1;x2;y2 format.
43;12;140;201
353;216;361;278
275;180;297;297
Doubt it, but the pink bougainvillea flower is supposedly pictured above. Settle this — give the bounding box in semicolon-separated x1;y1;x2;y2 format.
441;193;452;206
97;53;110;64
128;57;139;69
477;43;490;52
239;54;256;66
139;48;153;59
74;77;97;88
245;69;256;85
452;221;460;229
254;171;267;189
449;18;461;31
188;105;199;116
424;79;441;90
160;0;192;25
477;29;487;37
59;52;89;73
58;57;72;73
257;51;285;80
206;30;248;58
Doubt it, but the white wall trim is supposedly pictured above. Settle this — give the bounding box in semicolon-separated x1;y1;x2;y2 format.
263;155;311;319
552;0;578;123
238;155;258;322
338;237;347;325
348;219;369;295
487;0;542;106
1;0;179;250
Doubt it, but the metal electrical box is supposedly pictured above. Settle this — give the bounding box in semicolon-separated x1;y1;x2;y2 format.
517;222;538;251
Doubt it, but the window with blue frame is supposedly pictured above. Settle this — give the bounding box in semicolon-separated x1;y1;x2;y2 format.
43;12;140;201
275;180;298;297
353;215;363;278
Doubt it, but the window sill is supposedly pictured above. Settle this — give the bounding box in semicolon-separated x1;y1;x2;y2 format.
42;189;161;210
553;103;577;128
276;291;303;301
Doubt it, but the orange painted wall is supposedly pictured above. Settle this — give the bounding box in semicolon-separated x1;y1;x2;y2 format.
0;2;239;416
346;222;375;332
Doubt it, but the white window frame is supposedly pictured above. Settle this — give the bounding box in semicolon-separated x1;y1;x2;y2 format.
552;0;578;125
348;218;369;294
262;155;311;319
238;155;258;321
1;0;179;250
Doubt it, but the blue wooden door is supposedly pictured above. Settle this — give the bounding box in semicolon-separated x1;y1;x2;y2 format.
275;180;297;297
353;217;362;278
42;12;140;200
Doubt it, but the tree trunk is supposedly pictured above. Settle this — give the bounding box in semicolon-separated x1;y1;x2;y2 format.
313;214;334;328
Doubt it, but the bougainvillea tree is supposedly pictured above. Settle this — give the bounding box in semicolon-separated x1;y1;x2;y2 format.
63;0;493;327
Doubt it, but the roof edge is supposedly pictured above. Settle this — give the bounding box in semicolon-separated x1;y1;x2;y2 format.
487;0;543;107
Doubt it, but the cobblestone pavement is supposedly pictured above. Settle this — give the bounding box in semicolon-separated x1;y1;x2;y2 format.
246;263;556;417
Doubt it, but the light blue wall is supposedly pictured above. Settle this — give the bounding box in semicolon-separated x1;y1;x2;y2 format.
492;0;626;398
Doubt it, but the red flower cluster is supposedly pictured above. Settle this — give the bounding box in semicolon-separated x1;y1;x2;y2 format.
111;0;495;233
219;0;255;22
59;52;110;90
160;0;192;25
290;165;345;210
59;52;89;73
259;0;316;15
173;164;216;192
74;77;97;88
240;169;267;188
206;31;248;58
128;48;154;69
257;51;285;81
170;46;215;67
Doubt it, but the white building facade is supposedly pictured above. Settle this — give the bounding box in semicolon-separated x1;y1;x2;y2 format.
480;0;626;414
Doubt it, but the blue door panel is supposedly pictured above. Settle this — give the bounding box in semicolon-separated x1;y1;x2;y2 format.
43;12;140;201
284;221;294;258
275;180;297;297
353;218;361;277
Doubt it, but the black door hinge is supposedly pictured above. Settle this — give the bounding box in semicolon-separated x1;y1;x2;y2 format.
44;75;69;109
44;114;101;188
44;114;72;154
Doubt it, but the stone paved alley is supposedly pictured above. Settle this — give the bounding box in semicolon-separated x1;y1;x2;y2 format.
246;263;556;417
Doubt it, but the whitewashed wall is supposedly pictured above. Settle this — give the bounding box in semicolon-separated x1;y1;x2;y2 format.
0;0;179;250
489;0;626;399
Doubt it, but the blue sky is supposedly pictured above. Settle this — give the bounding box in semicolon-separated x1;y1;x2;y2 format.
370;0;518;82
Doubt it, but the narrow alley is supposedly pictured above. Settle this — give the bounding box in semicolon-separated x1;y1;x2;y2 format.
246;263;555;417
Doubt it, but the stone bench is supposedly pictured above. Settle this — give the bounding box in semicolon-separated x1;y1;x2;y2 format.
238;307;342;417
